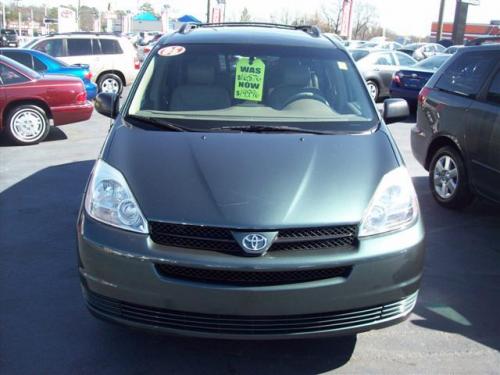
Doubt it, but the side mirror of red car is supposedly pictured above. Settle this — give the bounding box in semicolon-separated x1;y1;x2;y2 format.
95;93;119;119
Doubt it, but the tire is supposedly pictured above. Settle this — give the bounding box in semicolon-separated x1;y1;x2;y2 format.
98;73;123;94
366;80;379;102
5;105;49;145
429;146;474;209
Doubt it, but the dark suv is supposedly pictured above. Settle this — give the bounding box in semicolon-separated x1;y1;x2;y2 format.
411;44;500;208
0;29;19;47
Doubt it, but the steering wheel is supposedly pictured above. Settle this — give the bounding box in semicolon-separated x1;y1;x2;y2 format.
280;91;329;110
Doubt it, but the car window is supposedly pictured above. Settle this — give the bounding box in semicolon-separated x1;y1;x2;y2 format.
2;51;33;69
486;70;500;105
33;39;65;57
435;44;445;52
0;64;29;85
436;51;498;97
67;38;93;56
395;52;416;66
33;56;47;71
99;39;123;54
414;55;449;70
128;44;378;132
374;53;394;65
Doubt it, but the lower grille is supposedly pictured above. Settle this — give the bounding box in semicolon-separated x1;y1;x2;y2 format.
149;222;358;254
155;263;351;286
85;290;418;336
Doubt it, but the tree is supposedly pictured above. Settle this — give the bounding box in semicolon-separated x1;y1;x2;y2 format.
351;1;379;40
139;2;156;15
240;7;252;22
321;0;344;34
79;6;99;32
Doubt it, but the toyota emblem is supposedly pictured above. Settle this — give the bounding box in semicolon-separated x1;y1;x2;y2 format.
242;234;268;254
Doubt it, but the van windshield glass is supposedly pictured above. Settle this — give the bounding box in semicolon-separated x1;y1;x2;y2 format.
128;43;378;132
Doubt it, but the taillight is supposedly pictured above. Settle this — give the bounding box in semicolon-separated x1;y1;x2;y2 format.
144;47;151;53
392;72;402;86
76;91;87;104
84;71;92;80
134;56;140;70
418;86;431;106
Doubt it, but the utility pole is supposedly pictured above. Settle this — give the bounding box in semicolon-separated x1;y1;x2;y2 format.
76;0;81;31
2;2;6;29
452;0;469;44
16;0;21;36
436;0;446;41
206;0;210;23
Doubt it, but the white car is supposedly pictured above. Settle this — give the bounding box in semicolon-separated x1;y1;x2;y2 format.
28;33;140;94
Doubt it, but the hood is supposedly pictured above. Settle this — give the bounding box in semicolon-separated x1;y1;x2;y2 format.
103;121;399;228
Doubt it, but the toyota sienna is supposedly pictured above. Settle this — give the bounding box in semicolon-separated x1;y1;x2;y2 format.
78;23;425;339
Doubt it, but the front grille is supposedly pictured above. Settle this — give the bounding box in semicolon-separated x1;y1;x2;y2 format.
85;289;418;336
155;263;351;286
149;222;357;254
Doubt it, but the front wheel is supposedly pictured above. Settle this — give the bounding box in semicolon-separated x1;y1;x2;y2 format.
429;146;474;209
5;105;50;145
98;73;123;94
366;80;379;102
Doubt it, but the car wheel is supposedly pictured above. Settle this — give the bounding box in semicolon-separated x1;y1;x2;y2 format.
429;146;474;209
366;80;379;101
98;73;123;94
5;105;50;145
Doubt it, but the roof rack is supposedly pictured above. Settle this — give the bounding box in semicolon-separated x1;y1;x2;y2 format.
465;35;500;46
178;22;321;37
47;31;120;37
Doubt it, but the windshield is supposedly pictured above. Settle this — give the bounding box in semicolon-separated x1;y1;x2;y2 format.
414;54;450;70
128;43;377;132
2;29;16;35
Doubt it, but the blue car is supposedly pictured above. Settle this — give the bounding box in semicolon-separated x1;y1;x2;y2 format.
390;54;451;109
0;48;97;99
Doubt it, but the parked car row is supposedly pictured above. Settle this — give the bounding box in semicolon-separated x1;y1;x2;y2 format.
0;55;93;145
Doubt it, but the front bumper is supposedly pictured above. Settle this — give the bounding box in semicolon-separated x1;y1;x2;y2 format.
78;214;425;339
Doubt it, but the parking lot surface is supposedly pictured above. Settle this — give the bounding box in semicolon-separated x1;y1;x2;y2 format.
1;94;499;374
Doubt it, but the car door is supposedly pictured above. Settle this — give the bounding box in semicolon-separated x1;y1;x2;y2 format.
373;52;398;96
64;38;97;72
465;62;500;201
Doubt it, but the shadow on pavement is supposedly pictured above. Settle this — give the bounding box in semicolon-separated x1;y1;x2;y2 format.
411;176;500;352
0;127;68;147
0;161;355;374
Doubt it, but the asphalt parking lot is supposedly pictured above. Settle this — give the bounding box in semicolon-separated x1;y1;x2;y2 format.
1;93;499;374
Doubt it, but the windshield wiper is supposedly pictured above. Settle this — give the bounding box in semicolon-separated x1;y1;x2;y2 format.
125;115;190;132
209;125;333;135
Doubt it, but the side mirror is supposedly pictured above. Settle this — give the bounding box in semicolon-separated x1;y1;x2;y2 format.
383;98;409;124
95;93;119;119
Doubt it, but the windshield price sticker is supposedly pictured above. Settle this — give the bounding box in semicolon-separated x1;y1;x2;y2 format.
234;57;266;101
158;46;186;57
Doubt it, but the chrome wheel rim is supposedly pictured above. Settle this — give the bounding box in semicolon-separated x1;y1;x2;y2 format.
367;82;378;99
433;155;459;199
101;77;120;93
10;110;45;142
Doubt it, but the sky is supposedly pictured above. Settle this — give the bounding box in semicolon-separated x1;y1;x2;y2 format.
18;0;500;37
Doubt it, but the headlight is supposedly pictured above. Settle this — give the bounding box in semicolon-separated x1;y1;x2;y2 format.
359;167;419;237
84;159;148;234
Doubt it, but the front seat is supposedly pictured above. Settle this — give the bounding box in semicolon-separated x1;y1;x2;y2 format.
170;63;231;111
267;64;314;109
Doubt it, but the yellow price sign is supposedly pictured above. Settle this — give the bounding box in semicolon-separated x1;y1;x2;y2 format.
234;57;266;102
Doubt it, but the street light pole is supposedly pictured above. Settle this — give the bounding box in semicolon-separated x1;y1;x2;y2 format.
436;0;446;41
206;0;210;23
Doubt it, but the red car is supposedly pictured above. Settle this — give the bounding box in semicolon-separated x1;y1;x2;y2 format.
0;55;93;145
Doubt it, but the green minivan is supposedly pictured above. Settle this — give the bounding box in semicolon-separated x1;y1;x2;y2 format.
78;23;425;339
